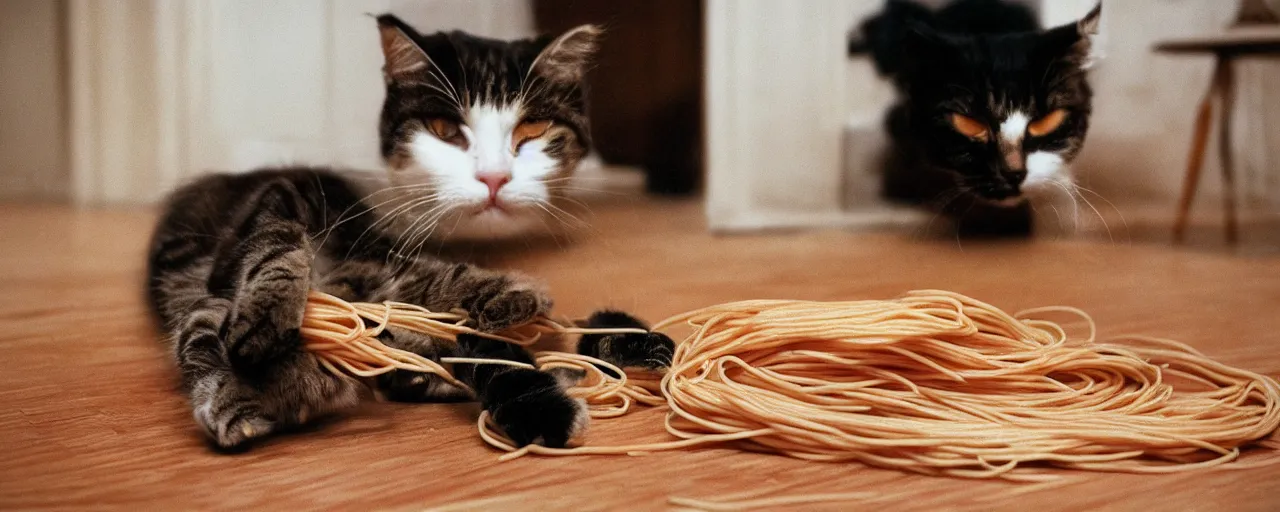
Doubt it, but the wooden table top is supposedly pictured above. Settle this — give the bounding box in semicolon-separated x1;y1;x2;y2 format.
1154;25;1280;53
1;201;1277;511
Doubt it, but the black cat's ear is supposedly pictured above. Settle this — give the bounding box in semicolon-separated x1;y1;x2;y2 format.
901;21;958;77
1041;2;1103;71
532;24;602;83
1075;2;1104;70
376;14;431;82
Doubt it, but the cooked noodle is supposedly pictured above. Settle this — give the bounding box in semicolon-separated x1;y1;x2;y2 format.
301;289;1280;484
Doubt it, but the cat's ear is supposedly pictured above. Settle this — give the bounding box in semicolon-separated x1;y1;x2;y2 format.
1041;2;1103;71
376;14;431;82
531;24;602;83
901;22;959;77
1075;2;1104;70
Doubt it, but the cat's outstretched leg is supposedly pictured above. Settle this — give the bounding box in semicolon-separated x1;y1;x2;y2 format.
178;180;360;450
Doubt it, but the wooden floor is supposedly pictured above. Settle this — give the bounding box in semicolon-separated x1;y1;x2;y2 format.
1;199;1278;511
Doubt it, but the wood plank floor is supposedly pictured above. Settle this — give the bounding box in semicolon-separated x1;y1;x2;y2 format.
1;200;1278;511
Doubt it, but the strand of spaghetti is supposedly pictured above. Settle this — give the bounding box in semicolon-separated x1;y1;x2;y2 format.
668;491;880;511
439;357;535;369
299;288;1280;486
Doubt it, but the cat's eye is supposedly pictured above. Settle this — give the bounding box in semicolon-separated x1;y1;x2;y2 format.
1028;109;1068;137
427;118;468;149
511;120;553;153
950;113;989;142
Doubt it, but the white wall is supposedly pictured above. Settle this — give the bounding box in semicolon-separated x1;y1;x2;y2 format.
0;0;68;201
65;0;534;205
1061;0;1280;211
706;0;896;231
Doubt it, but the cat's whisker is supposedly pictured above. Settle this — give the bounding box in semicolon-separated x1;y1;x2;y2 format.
953;197;980;251
534;202;574;230
919;187;971;240
343;193;440;261
426;65;462;109
1048;180;1083;235
549;185;635;199
1072;185;1113;244
1072;184;1130;243
389;201;453;263
402;207;458;266
559;198;599;219
421;82;463;110
541;201;592;230
1049;203;1065;239
313;185;438;250
441;206;468;241
530;206;568;251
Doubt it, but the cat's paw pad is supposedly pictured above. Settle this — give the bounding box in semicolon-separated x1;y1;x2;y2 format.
485;369;587;448
476;281;552;332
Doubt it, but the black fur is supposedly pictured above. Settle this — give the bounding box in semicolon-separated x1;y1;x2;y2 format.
577;311;676;378
854;1;1101;237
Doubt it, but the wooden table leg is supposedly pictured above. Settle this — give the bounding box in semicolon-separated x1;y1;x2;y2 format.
1215;56;1240;246
1173;59;1221;244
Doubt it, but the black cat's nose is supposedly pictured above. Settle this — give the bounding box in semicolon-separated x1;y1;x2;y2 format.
1002;170;1027;187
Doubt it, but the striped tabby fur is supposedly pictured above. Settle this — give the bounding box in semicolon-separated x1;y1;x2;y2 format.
146;15;672;451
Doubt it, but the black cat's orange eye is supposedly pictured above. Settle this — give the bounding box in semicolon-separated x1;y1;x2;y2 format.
427;118;468;149
511;120;553;153
1028;109;1068;137
950;113;990;142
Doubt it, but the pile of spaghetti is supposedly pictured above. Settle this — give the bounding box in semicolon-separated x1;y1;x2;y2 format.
301;289;1280;479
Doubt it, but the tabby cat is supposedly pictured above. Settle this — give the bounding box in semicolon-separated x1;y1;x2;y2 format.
146;15;673;450
855;0;1103;236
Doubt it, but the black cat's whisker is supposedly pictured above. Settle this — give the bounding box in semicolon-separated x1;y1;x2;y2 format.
920;187;971;239
1072;183;1131;243
1048;203;1066;239
1067;184;1113;243
954;198;979;251
1047;180;1083;234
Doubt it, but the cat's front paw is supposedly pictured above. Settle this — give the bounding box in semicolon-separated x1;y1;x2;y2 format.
577;310;676;374
191;351;360;451
484;369;587;448
474;277;553;332
589;332;676;373
225;299;305;372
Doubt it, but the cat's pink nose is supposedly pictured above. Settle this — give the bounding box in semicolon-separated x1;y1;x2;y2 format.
475;172;511;201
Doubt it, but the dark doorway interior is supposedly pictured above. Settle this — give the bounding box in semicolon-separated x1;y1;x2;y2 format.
533;0;703;195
